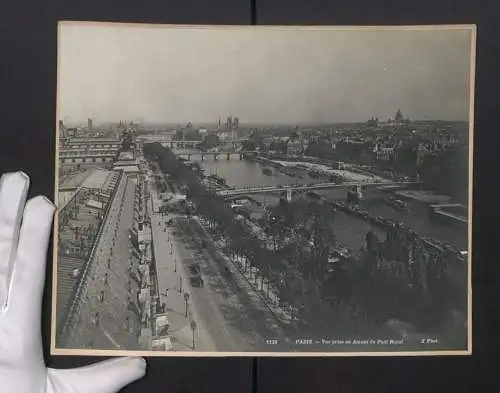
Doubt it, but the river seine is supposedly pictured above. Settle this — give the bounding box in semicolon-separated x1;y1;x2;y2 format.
177;150;467;252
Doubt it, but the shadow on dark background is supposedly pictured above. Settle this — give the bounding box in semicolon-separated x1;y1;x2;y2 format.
0;0;499;392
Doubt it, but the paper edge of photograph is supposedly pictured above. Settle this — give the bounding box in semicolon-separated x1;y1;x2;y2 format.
50;22;475;357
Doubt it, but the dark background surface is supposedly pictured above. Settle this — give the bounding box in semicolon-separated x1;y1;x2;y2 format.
1;0;499;392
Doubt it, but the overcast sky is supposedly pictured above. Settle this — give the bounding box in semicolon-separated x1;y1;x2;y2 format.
59;23;474;124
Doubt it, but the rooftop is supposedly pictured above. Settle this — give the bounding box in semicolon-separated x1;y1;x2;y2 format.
81;169;117;190
116;165;141;173
118;151;135;161
59;169;92;189
56;188;113;335
68;137;121;143
114;159;141;167
57;174;145;350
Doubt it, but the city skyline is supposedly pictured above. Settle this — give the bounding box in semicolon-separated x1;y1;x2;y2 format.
63;115;470;128
59;24;474;125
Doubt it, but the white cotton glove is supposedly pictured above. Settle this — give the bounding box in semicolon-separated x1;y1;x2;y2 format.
0;172;147;393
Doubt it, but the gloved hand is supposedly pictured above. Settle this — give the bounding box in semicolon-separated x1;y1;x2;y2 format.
0;171;147;393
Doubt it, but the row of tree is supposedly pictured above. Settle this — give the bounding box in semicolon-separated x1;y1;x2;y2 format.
328;225;467;332
142;143;329;326
418;146;468;204
262;199;466;339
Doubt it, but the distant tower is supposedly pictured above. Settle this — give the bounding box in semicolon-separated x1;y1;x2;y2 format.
233;117;239;129
88;118;93;130
218;116;221;129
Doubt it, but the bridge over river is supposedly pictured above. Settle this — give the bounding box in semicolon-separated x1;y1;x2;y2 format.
159;139;247;149
217;181;420;201
175;150;259;161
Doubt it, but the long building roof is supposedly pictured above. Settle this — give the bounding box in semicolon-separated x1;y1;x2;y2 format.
67;138;121;144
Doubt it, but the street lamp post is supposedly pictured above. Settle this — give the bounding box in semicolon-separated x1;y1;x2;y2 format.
184;292;189;318
183;292;190;317
190;320;197;349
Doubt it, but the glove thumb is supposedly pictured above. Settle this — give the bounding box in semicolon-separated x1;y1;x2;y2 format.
47;357;147;393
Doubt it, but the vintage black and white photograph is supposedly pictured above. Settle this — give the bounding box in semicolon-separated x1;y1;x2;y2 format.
52;22;474;356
